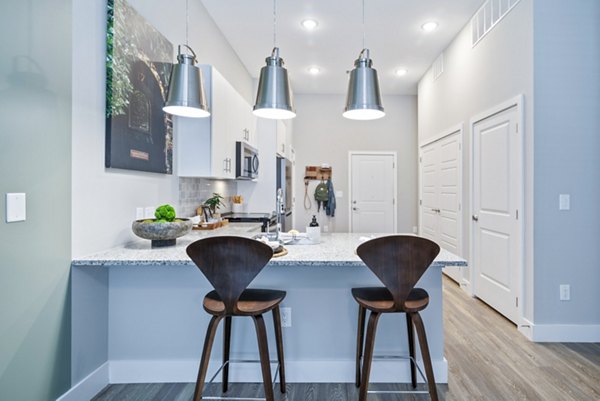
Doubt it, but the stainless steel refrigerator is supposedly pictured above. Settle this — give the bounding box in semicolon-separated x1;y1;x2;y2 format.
276;156;293;231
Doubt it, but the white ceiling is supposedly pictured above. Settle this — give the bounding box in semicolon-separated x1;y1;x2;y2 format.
200;0;485;95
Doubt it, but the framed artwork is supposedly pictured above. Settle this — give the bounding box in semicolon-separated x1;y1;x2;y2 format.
105;0;173;174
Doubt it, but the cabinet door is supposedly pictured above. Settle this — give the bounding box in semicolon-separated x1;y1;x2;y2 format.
276;120;286;157
211;71;235;179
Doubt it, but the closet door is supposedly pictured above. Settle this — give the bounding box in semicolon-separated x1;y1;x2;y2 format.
419;130;462;281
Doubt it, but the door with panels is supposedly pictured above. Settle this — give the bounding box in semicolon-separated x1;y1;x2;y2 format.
419;130;463;282
472;104;521;324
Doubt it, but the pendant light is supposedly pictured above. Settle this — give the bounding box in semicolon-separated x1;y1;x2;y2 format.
253;0;296;120
343;0;385;120
163;0;210;118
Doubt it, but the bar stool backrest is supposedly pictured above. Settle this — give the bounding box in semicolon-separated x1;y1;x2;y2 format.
356;235;440;311
186;236;274;314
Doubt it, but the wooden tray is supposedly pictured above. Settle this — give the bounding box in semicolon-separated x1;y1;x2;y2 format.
273;247;288;258
193;219;229;230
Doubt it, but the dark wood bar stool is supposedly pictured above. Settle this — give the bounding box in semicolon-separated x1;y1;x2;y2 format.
186;236;286;401
353;235;440;401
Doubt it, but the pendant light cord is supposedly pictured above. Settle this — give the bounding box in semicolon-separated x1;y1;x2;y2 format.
273;0;277;48
362;0;365;49
185;0;189;47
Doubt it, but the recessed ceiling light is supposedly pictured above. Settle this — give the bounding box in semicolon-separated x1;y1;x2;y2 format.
395;68;408;76
421;21;438;32
301;19;319;30
307;66;321;75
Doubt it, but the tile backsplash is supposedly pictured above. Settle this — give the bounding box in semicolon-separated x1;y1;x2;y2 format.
178;177;237;217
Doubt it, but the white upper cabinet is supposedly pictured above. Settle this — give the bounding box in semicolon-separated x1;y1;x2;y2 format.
232;90;258;148
276;120;287;158
176;66;255;179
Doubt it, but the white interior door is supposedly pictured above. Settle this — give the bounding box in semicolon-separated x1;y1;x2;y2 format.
350;153;396;233
419;131;462;282
472;105;521;324
420;144;439;241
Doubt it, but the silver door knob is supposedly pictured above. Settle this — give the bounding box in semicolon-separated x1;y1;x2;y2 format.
353;207;359;211
352;200;357;204
472;215;479;221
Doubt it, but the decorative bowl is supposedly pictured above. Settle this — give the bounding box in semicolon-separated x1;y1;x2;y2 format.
132;218;193;247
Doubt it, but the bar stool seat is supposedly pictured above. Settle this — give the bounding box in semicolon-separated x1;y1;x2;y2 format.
186;236;286;401
352;287;429;313
353;235;441;401
203;289;286;315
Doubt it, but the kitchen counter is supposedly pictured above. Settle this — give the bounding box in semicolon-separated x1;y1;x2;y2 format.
72;231;466;268
70;230;467;395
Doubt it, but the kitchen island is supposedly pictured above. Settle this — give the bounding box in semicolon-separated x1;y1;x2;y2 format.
69;227;467;398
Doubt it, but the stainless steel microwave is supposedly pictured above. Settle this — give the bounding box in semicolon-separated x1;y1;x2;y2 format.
235;141;259;180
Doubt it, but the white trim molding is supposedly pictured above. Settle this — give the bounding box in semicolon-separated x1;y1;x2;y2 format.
56;362;109;401
529;324;600;343
108;358;449;384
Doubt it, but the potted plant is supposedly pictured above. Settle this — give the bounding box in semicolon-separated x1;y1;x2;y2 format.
132;204;192;247
203;193;226;220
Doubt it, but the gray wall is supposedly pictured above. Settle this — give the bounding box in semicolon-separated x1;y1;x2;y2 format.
292;94;418;233
532;0;600;325
72;0;252;257
0;0;72;400
417;0;535;319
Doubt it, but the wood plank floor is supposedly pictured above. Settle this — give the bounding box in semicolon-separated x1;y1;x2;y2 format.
92;277;600;401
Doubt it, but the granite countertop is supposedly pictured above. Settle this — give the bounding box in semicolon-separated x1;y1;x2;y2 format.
72;227;468;268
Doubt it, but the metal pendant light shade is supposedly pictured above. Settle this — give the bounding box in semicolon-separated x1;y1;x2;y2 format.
343;49;385;120
163;45;210;118
253;47;296;120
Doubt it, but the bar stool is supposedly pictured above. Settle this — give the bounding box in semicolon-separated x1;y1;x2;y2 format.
353;235;440;401
186;236;286;401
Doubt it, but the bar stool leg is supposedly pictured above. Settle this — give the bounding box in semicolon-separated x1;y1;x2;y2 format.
406;313;417;388
359;311;381;401
193;315;223;401
272;307;287;393
411;312;438;401
252;314;275;401
222;316;232;393
355;305;366;387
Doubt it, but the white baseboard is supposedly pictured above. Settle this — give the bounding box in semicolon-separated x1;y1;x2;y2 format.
109;358;448;384
530;323;600;342
56;362;109;401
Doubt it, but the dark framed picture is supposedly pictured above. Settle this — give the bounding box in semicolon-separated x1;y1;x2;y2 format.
105;0;174;174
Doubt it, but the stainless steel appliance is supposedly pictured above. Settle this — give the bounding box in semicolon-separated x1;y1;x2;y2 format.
235;141;259;180
224;212;276;232
276;157;293;231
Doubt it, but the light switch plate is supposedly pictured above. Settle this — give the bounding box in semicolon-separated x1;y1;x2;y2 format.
6;193;26;223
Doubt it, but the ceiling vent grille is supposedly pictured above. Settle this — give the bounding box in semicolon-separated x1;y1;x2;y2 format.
432;53;444;81
472;0;521;46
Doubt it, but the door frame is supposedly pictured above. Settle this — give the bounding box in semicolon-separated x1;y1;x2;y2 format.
469;94;524;324
348;151;398;233
418;123;464;252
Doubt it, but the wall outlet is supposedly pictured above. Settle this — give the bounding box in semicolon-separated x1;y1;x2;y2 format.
135;207;144;220
559;194;570;210
559;284;570;301
280;307;292;327
144;206;155;219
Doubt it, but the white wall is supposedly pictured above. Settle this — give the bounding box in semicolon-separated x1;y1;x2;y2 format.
292;94;418;233
532;0;600;329
417;0;535;320
72;0;253;257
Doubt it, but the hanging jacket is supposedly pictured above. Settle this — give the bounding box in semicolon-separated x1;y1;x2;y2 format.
325;178;336;217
